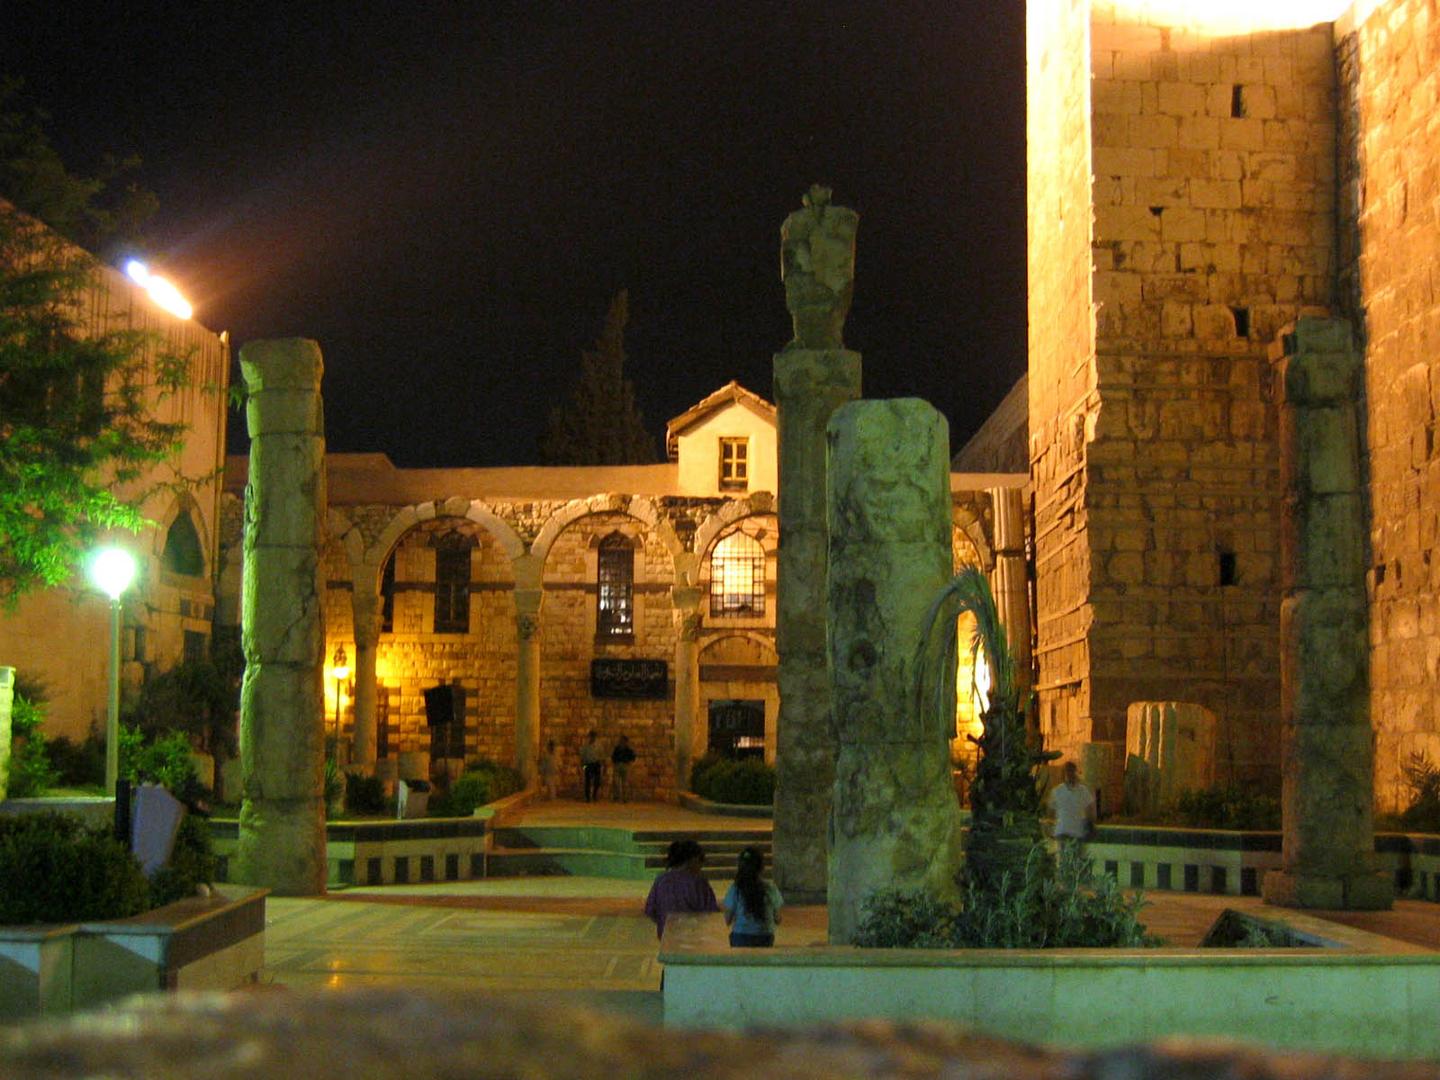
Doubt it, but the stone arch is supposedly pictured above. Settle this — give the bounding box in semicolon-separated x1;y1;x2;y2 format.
358;499;525;595
531;493;682;566
692;493;777;560
951;501;993;572
698;629;776;658
697;631;780;763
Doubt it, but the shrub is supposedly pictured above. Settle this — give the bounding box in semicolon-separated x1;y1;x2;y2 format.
0;812;149;923
1171;784;1280;831
46;732;105;788
1395;752;1440;834
147;813;217;908
123;659;238;760
5;692;59;797
689;752;728;793
692;756;775;805
430;759;523;817
120;726;206;803
345;772;388;815
856;841;1154;950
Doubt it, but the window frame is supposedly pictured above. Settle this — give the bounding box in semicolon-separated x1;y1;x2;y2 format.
432;537;473;634
708;531;766;617
596;532;635;640
718;437;749;492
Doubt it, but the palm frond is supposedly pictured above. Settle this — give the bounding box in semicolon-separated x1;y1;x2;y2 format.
913;567;1017;731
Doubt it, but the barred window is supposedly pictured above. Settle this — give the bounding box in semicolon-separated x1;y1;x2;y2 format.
719;437;749;491
433;536;472;634
709;532;765;616
597;533;634;639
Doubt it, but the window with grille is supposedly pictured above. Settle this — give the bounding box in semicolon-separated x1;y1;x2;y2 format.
597;532;634;638
719;437;749;491
433;536;472;633
710;532;765;616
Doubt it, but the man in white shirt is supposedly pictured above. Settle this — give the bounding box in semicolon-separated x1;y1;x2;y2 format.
1049;761;1096;846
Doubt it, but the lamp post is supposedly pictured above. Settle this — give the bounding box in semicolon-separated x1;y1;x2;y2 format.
88;547;137;796
331;644;350;757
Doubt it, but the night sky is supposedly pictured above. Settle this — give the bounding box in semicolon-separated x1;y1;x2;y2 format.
3;2;1026;468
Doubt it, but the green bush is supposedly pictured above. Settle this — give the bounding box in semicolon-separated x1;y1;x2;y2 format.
689;752;728;792
123;659;239;760
147;813;217;908
1170;784;1280;831
119;726;206;803
0;812;149;923
1394;752;1440;834
430;759;524;817
45;733;105;788
691;756;774;805
856;842;1154;949
5;692;59;797
345;772;388;815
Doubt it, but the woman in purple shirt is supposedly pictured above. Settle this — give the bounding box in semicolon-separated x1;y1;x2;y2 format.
644;839;718;938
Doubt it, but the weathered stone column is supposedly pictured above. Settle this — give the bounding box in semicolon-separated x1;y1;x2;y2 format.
349;582;381;770
772;185;862;905
672;586;703;789
0;666;13;801
513;583;543;784
1263;317;1391;911
234;338;328;896
826;399;965;943
989;486;1031;699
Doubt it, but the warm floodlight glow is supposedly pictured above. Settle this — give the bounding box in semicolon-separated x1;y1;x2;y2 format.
88;547;138;601
1103;0;1349;33
331;643;351;682
973;648;992;715
124;259;193;320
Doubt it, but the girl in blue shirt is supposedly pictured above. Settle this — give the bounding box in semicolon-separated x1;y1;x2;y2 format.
722;846;783;947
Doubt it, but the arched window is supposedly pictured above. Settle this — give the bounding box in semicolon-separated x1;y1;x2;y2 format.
709;532;765;616
162;510;204;577
596;532;634;639
380;553;396;633
433;533;473;634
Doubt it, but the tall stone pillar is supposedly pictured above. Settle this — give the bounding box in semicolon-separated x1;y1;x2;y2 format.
989;486;1032;699
350;583;381;770
234;338;328;896
0;666;14;802
1263;318;1391;911
826;399;964;943
772;184;862;904
672;586;703;790
513;586;543;783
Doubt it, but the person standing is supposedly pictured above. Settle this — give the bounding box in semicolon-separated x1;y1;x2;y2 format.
610;733;637;803
643;839;719;939
1048;760;1096;849
538;739;559;800
579;730;604;803
722;846;783;948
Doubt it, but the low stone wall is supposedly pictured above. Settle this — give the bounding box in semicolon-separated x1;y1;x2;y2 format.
0;885;266;1019
659;911;1440;1057
211;815;493;888
678;791;772;818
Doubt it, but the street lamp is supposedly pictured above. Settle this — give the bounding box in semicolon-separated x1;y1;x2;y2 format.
331;644;350;755
88;546;137;795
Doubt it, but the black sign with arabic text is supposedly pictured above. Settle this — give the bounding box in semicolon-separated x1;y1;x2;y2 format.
590;658;669;699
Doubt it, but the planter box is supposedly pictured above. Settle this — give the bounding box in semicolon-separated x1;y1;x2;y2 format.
0;885;266;1018
659;911;1440;1058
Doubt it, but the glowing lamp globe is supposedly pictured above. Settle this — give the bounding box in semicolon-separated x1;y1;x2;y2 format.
89;547;137;601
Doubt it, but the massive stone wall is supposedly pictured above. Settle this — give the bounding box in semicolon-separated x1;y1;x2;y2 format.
1030;1;1338;794
1027;0;1099;758
1338;0;1440;810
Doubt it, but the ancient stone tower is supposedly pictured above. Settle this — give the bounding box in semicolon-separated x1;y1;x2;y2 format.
1024;0;1440;810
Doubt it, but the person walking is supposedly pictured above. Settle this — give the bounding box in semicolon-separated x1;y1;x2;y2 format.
1048;760;1096;851
643;839;719;939
722;846;783;948
538;739;559;800
579;730;604;803
610;734;637;803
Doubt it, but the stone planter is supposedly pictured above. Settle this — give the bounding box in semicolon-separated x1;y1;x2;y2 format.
0;885;267;1018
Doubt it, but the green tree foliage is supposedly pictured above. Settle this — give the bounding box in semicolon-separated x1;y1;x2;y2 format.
123;659;238;761
540;289;656;464
0;83;189;606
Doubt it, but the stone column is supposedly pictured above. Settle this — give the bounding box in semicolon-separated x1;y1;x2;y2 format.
0;666;13;802
989;486;1031;699
513;586;543;784
234;339;328;896
349;582;381;771
1263;317;1392;911
672;586;703;789
772;348;861;903
826;399;965;943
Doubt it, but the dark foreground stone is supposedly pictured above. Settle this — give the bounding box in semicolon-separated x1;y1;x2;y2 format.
0;990;1436;1079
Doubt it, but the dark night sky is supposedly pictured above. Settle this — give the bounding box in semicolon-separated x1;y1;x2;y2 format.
3;2;1026;468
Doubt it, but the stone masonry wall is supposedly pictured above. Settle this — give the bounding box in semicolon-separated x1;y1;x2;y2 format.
1030;4;1337;791
1028;0;1099;757
1339;0;1440;810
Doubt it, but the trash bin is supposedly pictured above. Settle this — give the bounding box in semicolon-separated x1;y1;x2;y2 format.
397;778;431;820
